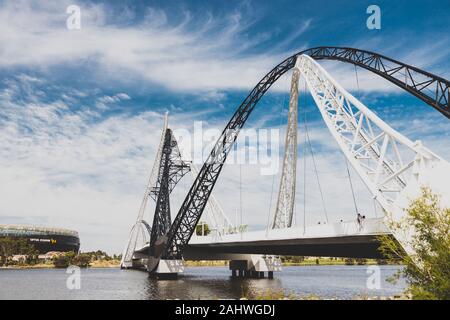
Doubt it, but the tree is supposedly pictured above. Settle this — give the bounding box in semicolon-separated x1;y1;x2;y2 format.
344;258;355;265
195;222;211;236
53;254;71;268
355;258;367;265
379;187;450;300
0;238;15;266
0;237;37;266
73;253;91;268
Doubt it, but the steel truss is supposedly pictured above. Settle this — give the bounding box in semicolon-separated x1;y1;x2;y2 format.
190;164;235;238
120;114;190;267
149;128;190;255
163;47;450;260
308;47;450;119
296;54;443;223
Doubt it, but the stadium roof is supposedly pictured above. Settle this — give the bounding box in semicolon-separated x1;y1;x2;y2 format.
0;224;79;237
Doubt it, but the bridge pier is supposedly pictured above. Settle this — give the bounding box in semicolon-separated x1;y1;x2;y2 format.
147;259;185;279
229;255;281;279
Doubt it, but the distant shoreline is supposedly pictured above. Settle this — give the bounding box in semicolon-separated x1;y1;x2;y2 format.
0;259;122;269
1;258;397;270
0;264;120;270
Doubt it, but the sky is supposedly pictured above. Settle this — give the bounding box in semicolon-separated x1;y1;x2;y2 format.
0;0;449;253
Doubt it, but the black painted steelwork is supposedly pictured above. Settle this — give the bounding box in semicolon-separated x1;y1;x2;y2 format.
163;46;450;260
309;47;450;119
149;128;190;256
183;235;398;259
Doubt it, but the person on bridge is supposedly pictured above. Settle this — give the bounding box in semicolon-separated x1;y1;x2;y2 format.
357;213;362;225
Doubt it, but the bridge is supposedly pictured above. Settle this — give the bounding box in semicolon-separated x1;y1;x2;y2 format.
120;47;450;279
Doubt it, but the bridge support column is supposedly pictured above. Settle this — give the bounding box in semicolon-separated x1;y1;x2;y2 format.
229;255;281;279
148;259;185;279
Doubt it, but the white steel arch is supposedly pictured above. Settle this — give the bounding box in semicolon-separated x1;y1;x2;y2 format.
295;54;450;254
271;68;300;229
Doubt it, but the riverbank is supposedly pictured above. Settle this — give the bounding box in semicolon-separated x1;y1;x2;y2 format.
0;259;121;269
186;257;390;267
283;258;383;266
245;288;411;300
1;257;394;269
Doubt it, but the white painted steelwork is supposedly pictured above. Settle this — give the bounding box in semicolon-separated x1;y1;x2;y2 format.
271;68;300;229
296;54;450;254
191;218;388;245
198;55;450;256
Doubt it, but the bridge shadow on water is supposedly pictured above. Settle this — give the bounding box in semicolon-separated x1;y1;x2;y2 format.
146;272;282;300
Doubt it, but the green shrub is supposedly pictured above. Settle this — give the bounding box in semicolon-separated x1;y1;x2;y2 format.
379;187;450;300
53;255;71;268
73;253;91;268
344;258;354;265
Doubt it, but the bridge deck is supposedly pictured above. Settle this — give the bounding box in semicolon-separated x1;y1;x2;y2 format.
134;218;391;260
184;218;391;259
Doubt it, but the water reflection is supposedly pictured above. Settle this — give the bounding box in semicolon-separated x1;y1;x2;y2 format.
147;273;284;299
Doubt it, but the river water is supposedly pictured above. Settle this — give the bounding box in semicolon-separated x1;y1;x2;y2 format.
0;265;406;300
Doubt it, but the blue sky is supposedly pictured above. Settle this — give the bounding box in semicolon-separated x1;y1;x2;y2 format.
0;0;449;253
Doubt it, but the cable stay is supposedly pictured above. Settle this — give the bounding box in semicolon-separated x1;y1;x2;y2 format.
345;158;359;216
303;80;329;224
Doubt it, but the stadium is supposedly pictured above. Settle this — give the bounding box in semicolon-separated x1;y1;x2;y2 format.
0;224;80;253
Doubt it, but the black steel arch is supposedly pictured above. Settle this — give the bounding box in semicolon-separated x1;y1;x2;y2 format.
162;46;450;260
308;47;450;118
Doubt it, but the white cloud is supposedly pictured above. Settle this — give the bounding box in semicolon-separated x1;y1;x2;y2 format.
96;92;131;109
1;1;447;94
0;0;284;91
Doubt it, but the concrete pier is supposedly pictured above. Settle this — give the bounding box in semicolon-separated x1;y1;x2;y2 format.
228;255;281;279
